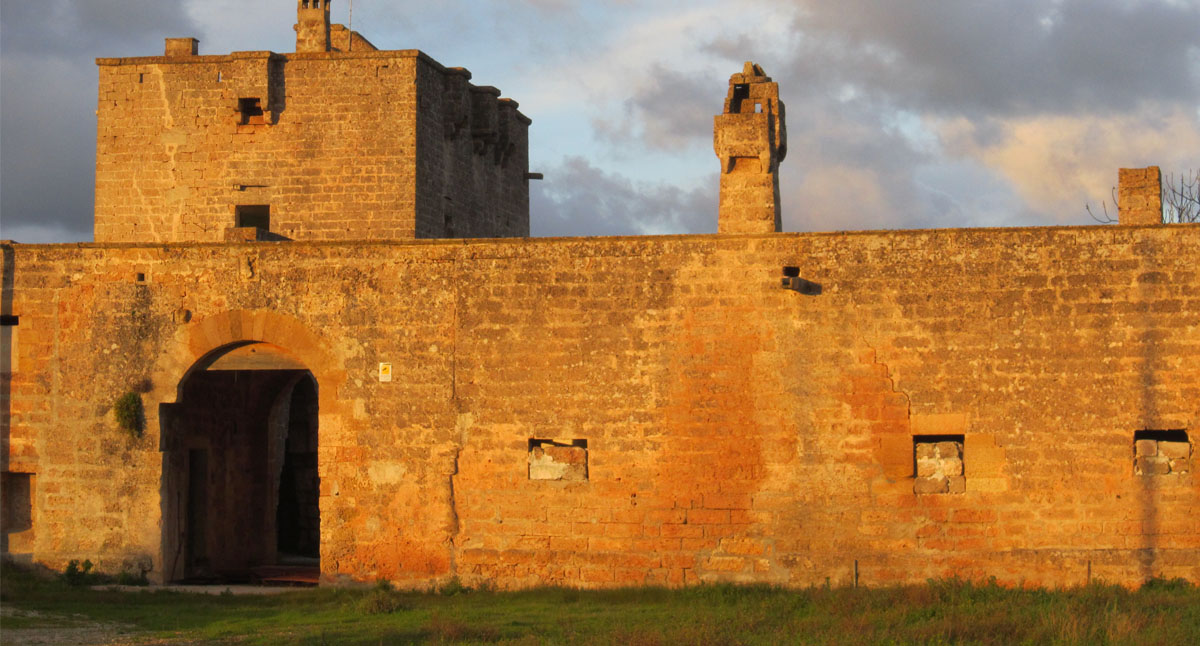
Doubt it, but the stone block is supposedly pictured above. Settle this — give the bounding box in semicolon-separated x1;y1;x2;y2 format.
916;457;940;477
1169;459;1191;474
913;476;949;495
1135;456;1170;476
947;476;966;494
528;442;587;481
1134;439;1158;457
915;443;936;460
940;457;964;476
936;442;962;459
1158;441;1190;460
910;413;968;435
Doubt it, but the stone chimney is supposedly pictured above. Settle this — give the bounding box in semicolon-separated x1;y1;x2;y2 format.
1118;166;1162;225
714;62;787;234
164;38;199;57
295;0;332;53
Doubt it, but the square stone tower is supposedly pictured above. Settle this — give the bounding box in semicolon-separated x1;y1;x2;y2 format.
714;62;787;234
93;2;531;243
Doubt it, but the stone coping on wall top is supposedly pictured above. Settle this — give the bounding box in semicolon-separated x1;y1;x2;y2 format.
3;223;1194;252
96;48;444;70
93;48;530;124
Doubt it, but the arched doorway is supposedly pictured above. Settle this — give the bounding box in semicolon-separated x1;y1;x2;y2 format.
160;342;320;584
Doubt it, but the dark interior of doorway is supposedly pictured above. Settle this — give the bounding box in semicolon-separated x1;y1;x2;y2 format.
173;369;319;586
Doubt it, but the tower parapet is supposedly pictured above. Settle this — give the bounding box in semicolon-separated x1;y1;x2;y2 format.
714;62;787;234
295;0;332;53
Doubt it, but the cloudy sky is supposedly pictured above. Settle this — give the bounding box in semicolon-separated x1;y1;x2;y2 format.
1;0;1198;242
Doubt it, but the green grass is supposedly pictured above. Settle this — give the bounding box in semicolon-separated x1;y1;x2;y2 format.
2;566;1198;645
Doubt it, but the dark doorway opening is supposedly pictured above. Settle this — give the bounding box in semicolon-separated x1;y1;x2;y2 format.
163;347;319;585
275;376;319;561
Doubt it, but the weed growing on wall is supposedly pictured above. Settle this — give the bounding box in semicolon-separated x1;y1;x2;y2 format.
113;392;144;439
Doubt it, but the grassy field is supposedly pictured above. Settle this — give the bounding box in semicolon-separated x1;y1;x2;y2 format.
2;566;1198;646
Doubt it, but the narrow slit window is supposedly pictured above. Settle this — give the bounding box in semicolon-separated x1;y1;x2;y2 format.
238;98;265;126
913;435;965;494
235;205;271;231
528;439;588;481
1134;430;1191;475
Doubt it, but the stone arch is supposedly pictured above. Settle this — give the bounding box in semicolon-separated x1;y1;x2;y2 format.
148;309;345;416
147;309;346;583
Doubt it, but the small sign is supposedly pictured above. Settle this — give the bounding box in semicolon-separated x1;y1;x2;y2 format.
378;362;393;383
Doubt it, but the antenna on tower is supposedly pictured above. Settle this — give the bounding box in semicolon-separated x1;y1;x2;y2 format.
348;0;354;52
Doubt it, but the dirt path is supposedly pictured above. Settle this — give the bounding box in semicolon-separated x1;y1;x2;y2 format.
0;607;205;646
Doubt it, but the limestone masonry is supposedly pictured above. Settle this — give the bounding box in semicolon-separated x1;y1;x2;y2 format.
2;3;1198;589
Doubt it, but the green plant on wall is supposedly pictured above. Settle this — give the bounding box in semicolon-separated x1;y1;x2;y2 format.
113;392;145;439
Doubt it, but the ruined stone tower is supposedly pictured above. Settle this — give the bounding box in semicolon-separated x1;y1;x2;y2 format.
295;0;332;53
714;62;787;234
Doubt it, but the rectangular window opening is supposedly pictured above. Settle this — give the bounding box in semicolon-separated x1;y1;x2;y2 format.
528;438;588;481
1134;430;1191;476
238;98;265;126
0;315;17;326
235;205;271;231
135;272;147;283
2;472;35;552
913;435;964;495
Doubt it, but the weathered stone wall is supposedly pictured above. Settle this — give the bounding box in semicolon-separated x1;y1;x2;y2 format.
2;224;1198;588
93;48;529;244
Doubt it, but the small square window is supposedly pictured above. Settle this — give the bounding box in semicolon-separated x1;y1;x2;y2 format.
1134;430;1191;476
528;439;588;481
913;435;964;494
238;98;265;126
235;205;270;231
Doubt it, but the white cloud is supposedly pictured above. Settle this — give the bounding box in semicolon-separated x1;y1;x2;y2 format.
938;107;1200;223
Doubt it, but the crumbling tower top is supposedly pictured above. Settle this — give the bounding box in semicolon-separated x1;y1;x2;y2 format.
714;62;787;234
296;0;332;53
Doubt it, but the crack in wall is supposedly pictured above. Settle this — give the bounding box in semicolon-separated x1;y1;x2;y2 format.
851;310;913;420
445;445;461;577
445;261;463;578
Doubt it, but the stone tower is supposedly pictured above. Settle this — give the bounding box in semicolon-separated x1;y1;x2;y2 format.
1118;166;1163;225
714;62;787;234
296;0;332;53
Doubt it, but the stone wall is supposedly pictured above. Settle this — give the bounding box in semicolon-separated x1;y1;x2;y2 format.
93;47;529;244
2;224;1198;587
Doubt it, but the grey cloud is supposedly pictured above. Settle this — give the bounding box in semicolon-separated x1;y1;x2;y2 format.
0;0;195;58
0;0;198;242
593;64;725;152
531;157;717;237
787;0;1200;117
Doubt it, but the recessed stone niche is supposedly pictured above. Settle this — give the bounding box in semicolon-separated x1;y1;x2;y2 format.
914;435;965;494
1134;430;1191;476
528;439;588;481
